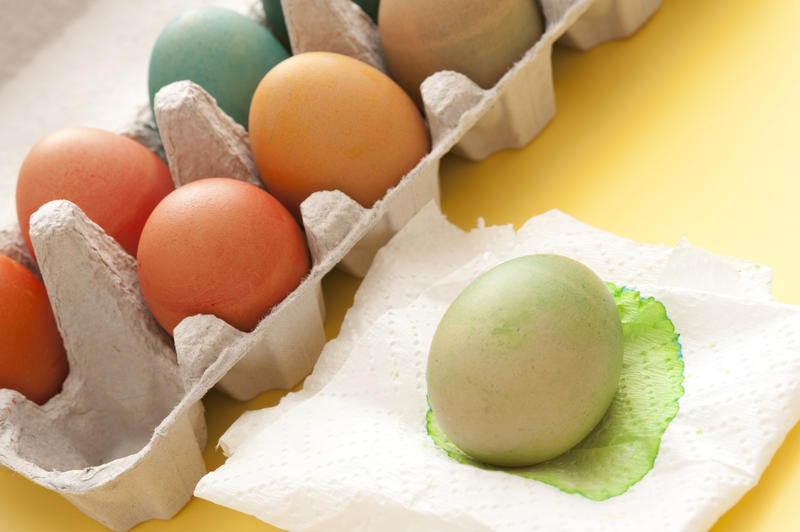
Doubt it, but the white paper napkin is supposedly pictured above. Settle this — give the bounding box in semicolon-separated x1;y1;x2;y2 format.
195;205;800;532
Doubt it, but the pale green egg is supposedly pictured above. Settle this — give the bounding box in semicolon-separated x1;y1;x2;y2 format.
426;255;623;467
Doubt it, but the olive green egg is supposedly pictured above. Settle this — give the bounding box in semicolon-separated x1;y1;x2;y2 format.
378;0;544;106
148;6;288;130
426;255;623;467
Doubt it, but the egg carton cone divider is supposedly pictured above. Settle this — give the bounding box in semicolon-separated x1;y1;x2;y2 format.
0;201;254;530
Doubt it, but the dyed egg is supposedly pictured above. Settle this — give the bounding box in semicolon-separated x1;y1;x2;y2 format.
249;52;429;218
262;0;292;51
379;0;544;105
137;178;310;334
148;6;288;129
262;0;380;50
355;0;380;22
16;127;174;259
426;255;623;467
0;255;68;405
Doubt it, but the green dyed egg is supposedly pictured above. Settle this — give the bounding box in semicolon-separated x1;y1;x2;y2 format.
148;6;288;129
262;0;292;51
358;0;380;21
426;255;624;468
262;0;380;51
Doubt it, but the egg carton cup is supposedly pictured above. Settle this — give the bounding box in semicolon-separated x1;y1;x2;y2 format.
0;0;659;529
0;201;254;530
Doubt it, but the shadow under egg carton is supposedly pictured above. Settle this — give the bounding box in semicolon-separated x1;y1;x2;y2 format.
0;0;659;529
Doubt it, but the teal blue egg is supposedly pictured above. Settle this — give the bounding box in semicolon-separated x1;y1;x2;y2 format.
358;0;381;21
262;0;292;51
148;6;288;130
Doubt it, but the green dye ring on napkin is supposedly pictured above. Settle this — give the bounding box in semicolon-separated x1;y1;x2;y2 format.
426;284;684;500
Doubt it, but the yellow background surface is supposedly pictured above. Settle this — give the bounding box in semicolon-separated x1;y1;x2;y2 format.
2;0;799;529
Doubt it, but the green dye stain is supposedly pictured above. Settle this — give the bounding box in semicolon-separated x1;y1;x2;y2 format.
487;310;531;351
491;325;514;336
426;284;685;501
696;428;703;435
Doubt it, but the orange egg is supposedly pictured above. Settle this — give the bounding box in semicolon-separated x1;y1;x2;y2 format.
16;127;174;259
0;254;69;405
248;52;430;218
137;178;310;334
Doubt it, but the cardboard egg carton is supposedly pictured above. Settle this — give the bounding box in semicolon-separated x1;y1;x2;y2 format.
0;0;659;529
560;0;661;50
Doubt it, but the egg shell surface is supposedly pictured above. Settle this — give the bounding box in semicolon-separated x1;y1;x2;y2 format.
426;254;624;467
0;254;68;405
15;127;174;259
148;6;289;129
262;0;292;51
379;0;544;106
136;178;310;334
249;51;429;218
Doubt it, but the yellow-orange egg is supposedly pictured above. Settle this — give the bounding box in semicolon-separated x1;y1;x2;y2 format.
136;178;310;334
379;0;544;106
249;52;429;218
0;254;68;405
16;127;174;259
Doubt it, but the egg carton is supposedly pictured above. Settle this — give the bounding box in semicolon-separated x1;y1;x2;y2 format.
0;0;659;529
560;0;661;50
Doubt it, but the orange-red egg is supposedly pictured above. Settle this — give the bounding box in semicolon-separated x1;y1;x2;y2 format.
16;127;174;259
249;52;430;218
137;178;310;334
0;254;69;405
